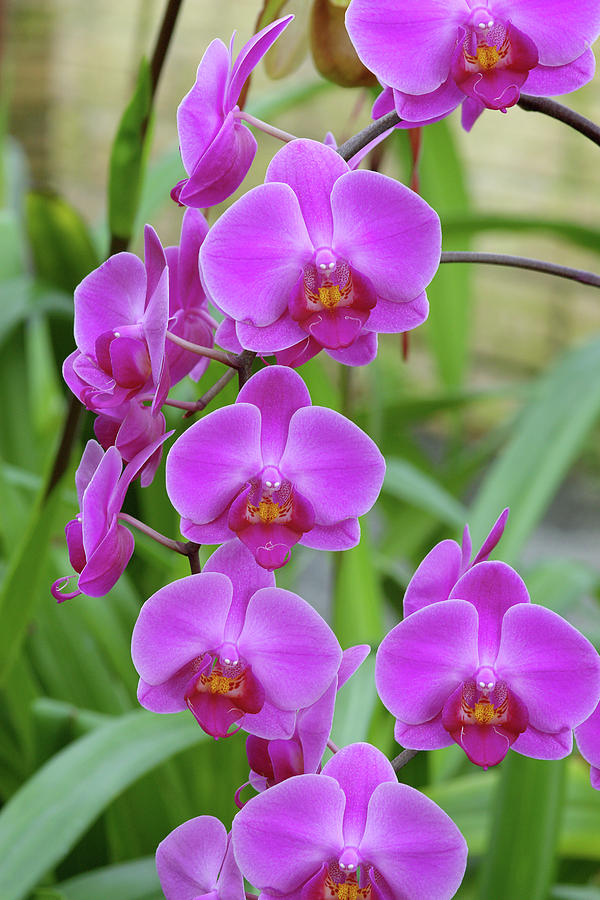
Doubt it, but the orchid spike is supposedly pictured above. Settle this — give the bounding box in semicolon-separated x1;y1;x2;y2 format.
377;560;600;768
166;365;385;570
202;138;440;368
172;16;293;208
232;742;468;899
132;541;342;739
347;0;599;130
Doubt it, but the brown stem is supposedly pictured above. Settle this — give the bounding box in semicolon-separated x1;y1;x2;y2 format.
440;251;600;288
165;330;239;367
184;368;237;417
237;350;257;388
336;111;400;162
518;93;600;149
391;748;419;773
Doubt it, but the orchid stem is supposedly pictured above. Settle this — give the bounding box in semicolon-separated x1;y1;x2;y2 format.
184;368;237;417
162;398;203;412
440;251;600;288
118;512;201;572
118;513;183;553
327;738;340;754
237;110;298;143
237;350;257;388
165;331;239;367
337;110;400;162
518;93;600;149
391;748;419;773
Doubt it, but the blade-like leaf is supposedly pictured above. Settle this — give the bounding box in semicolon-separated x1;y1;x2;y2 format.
383;457;467;527
56;858;161;900
0;710;206;900
108;58;152;244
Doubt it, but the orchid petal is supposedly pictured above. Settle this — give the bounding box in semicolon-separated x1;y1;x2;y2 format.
280;406;385;524
332;170;441;303
345;0;469;94
359;781;468;899
236;312;307;353
298;518;361;551
227;16;294;109
449;561;530;666
364;292;429;334
326;332;378;366
78;520;135;597
166;403;263;525
513;724;573;760
394;714;454;750
322;743;396;847
232;774;345;895
376;599;479;724
523;49;596;95
237;365;311;465
156;815;227;897
177;40;230;174
200;183;312;326
131;572;232;684
491;0;600;66
404;539;463;617
238;587;342;710
495;603;600;732
266;139;349;249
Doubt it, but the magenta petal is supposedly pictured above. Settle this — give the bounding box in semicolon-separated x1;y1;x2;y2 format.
232;774;345;895
179;112;257;209
81;446;122;556
177;40;229;174
575;701;600;773
203;540;275;639
266;139;349;248
171;207;210;312
74;253;147;356
234;520;302;571
236;312;307;353
338;645;371;690
513;724;573;760
331;170;441;303
404;539;462;617
461;96;485;131
280;406;385;525
75;439;105;505
65;519;86;574
131;572;233;685
217;834;245;900
326;332;378;367
359;780;468;899
166;403;262;525
227;16;294;108
180;512;233;545
345;0;467;94
495;603;600;733
239;587;342;710
143;268;169;389
299;518;361;551
376;599;479;724
242;700;297;741
523;49;596;95
276;337;322;369
394;715;454;750
200;183;313;326
449;561;530;665
137;673;190;713
491;0;600;67
471;508;509;565
216;317;243;353
322;743;396;847
237;366;311;465
78;520;135;597
156;815;228;898
372;86;395;118
393;78;464;122
296;681;336;774
364;292;429;334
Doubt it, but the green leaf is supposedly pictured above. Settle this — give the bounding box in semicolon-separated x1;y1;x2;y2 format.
0;486;63;686
551;887;600;900
418;120;472;388
442;212;600;256
331;654;376;749
56;858;161;900
476;756;566;900
468;336;600;559
24;192;99;294
333;517;385;646
0;710;206;900
383;457;467;528
108;58;152;243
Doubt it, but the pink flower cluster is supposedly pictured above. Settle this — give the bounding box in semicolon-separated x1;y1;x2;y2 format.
51;9;600;900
